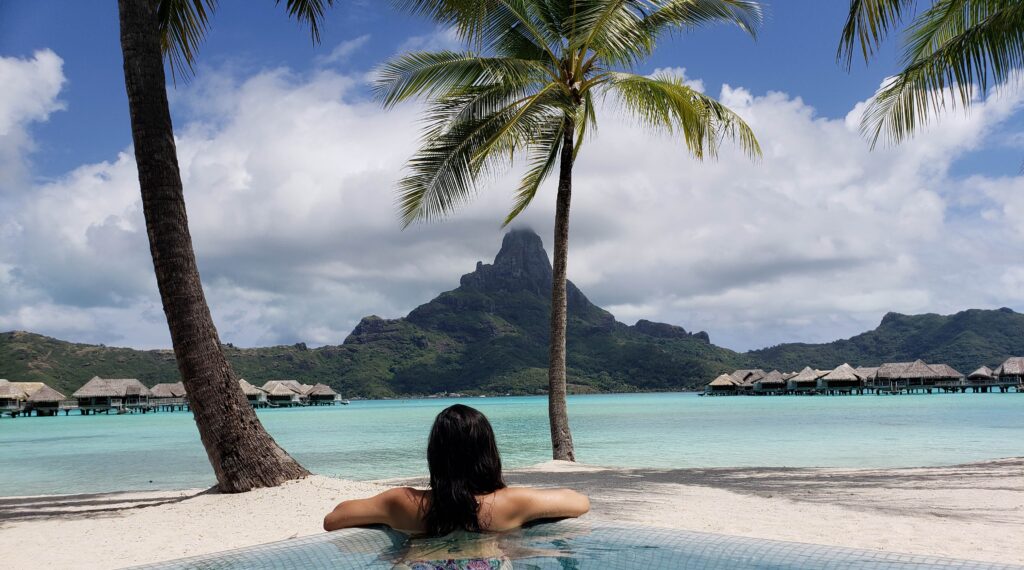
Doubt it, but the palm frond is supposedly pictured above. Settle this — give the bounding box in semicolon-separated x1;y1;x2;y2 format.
504;116;566;226
862;0;1024;146
644;0;763;39
571;0;655;68
374;51;547;108
392;0;499;44
398;88;563;226
158;0;217;82
276;0;336;44
607;71;761;160
837;0;916;69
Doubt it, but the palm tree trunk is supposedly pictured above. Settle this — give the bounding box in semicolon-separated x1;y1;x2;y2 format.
548;117;576;462
118;0;309;492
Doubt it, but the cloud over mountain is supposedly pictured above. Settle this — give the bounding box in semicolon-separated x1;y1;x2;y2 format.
1;49;1023;350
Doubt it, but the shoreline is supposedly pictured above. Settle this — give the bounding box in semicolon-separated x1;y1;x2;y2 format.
1;457;1022;568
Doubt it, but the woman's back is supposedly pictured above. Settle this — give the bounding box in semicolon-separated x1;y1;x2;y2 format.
323;405;589;535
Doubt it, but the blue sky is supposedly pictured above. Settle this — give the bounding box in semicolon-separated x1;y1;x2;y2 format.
2;1;1023;351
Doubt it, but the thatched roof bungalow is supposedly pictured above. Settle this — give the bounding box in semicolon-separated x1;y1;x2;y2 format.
149;382;186;400
994;357;1024;380
26;384;67;415
239;379;267;405
307;383;341;404
753;370;786;392
1;381;65;415
73;377;152;413
706;374;739;394
787;367;821;392
262;381;304;406
819;363;861;390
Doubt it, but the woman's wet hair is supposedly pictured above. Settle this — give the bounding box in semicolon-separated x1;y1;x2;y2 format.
424;404;506;536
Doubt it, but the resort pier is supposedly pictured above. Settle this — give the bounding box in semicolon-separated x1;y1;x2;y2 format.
706;357;1024;397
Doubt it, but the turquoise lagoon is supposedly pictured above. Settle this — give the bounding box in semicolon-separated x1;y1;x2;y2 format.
2;392;1023;496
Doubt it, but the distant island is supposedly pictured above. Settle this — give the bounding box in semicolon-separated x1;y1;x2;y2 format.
2;229;1023;398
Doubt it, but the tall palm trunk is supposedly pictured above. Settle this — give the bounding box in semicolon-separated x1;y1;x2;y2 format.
548;116;576;462
118;0;309;492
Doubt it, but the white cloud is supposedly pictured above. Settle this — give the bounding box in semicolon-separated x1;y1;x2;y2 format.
317;35;371;66
0;50;65;195
3;51;1024;352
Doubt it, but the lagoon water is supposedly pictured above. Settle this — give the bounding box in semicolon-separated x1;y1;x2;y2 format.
3;392;1023;496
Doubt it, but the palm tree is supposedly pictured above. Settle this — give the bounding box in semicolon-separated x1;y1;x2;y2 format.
378;0;762;461
838;0;1024;146
117;0;335;492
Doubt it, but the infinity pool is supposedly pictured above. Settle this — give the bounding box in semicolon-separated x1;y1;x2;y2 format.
139;520;1021;569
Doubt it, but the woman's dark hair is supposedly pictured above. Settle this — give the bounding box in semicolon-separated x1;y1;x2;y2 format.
424;404;506;536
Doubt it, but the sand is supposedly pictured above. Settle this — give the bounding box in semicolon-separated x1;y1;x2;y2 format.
2;458;1022;569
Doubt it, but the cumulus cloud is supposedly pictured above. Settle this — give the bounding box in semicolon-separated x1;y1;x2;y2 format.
2;48;1024;351
0;50;65;194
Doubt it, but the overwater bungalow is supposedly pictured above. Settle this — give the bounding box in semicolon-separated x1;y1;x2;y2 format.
262;381;304;406
993;357;1024;392
26;384;67;416
306;383;343;405
731;369;765;394
149;382;188;411
819;363;862;394
787;367;821;393
0;380;66;417
929;364;963;391
0;380;25;416
237;379;267;407
753;370;787;394
705;374;739;395
969;366;994;381
73;377;152;414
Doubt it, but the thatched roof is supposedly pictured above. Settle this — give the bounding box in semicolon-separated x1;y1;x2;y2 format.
708;374;738;387
150;382;186;398
854;367;878;380
307;383;338;397
929;364;962;379
876;362;914;379
756;370;786;385
995;357;1024;377
782;372;797;380
822;363;860;381
263;380;313;394
238;379;266;396
789;366;820;383
73;377;151;398
28;384;66;402
968;366;993;380
730;369;765;386
0;381;51;400
262;381;301;397
902;359;941;380
0;380;23;399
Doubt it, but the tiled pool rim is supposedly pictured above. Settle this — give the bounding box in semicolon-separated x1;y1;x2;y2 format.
135;519;1023;569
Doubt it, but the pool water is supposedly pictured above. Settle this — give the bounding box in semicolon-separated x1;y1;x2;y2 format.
138;520;1022;569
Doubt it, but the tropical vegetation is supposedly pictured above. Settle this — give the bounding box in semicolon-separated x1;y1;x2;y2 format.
839;0;1024;145
380;0;763;460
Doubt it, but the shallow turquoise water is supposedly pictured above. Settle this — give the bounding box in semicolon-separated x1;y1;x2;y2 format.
2;392;1022;496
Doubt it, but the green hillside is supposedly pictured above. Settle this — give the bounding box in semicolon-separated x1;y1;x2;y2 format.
747;308;1024;373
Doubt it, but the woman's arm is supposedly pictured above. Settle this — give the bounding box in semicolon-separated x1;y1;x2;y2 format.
509;487;590;525
323;487;417;532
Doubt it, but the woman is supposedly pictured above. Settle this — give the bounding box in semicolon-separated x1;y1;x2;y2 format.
323;404;589;535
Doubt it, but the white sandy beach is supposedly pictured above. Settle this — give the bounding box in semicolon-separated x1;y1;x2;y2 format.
1;458;1022;569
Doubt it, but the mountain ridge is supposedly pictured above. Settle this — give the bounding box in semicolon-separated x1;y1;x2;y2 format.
2;229;1021;396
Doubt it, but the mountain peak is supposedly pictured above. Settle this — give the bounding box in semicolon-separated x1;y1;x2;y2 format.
460;228;551;296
